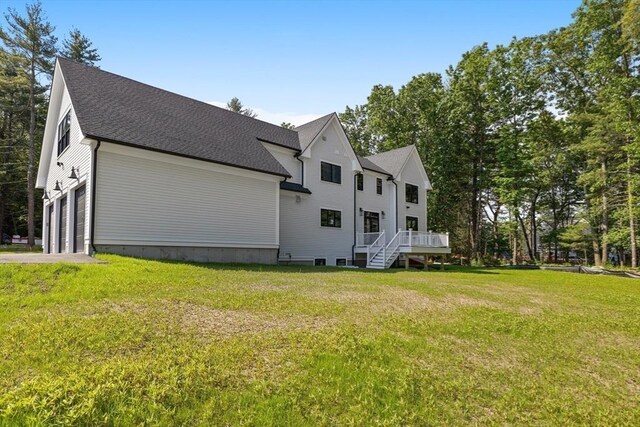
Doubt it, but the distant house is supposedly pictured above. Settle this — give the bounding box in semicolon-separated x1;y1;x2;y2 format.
36;58;449;268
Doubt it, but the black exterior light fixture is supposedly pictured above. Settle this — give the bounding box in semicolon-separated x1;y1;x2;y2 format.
68;166;79;180
359;207;363;216
54;181;62;192
381;211;386;219
42;191;49;200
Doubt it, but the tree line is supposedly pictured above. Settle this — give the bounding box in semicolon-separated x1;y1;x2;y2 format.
0;1;100;245
340;0;640;267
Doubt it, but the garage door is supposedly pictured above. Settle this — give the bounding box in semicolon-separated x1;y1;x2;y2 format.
58;196;67;253
74;185;86;253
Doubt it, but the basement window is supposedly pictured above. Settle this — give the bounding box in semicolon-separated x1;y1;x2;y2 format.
314;258;326;266
336;258;347;266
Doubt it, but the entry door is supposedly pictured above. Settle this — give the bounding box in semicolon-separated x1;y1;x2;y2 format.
74;185;86;253
364;211;380;233
58;196;67;253
47;204;54;254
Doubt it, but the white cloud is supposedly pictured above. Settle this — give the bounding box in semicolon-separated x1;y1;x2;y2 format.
208;101;323;127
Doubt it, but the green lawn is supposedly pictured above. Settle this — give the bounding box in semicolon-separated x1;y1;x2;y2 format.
1;255;639;425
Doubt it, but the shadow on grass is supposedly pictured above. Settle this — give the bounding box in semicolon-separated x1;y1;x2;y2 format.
120;255;501;275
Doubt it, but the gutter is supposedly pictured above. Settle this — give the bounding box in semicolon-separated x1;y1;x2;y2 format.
352;173;358;265
388;177;398;232
294;153;304;186
90;140;101;255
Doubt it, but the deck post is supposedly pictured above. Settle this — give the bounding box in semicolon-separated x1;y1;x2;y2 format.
405;255;409;269
440;255;445;270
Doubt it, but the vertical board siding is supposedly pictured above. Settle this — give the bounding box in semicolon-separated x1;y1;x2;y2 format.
95;149;278;246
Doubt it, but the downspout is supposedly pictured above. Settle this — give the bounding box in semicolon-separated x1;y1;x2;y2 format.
294;153;304;186
90;140;101;255
352;173;358;265
388;177;398;232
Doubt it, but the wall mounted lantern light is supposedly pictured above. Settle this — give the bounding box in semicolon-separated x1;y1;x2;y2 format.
359;207;363;216
381;211;385;219
42;191;49;200
68;166;79;180
54;181;62;192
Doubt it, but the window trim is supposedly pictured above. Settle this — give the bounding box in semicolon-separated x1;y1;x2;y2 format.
405;182;419;204
320;160;342;184
336;258;347;266
376;177;383;195
320;207;342;228
356;173;363;191
406;215;419;231
314;258;327;266
364;210;380;233
57;109;72;157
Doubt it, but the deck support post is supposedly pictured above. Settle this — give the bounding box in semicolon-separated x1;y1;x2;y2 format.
405;256;409;269
440;255;445;271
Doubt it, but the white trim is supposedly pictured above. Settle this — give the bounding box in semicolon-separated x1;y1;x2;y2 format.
319;159;343;185
94;240;279;249
319;206;343;229
404;181;420;204
275;182;280;245
98;141;282;182
300;116;363;173
405;215;419;231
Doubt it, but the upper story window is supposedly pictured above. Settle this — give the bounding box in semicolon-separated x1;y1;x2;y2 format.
320;161;341;184
356;174;363;191
321;208;341;228
376;178;383;195
406;183;419;204
57;111;71;156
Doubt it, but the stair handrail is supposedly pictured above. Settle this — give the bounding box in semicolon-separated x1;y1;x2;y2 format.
384;230;403;267
367;230;386;264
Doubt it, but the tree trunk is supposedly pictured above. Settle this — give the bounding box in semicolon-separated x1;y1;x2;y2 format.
627;153;637;268
517;212;535;262
27;61;36;246
601;160;608;265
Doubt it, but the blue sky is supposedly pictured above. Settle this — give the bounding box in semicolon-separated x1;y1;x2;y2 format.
4;0;580;125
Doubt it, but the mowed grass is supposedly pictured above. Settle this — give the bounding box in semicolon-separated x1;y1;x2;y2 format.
1;255;639;426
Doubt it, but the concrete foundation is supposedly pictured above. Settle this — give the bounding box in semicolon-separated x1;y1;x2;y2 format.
95;245;278;264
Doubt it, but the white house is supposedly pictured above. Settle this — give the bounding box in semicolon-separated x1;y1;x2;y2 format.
37;58;449;268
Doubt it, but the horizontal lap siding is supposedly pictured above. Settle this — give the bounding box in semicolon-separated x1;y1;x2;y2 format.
43;85;92;254
95;150;277;246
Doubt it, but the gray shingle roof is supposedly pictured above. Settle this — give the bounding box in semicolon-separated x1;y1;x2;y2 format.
365;145;415;178
280;181;312;194
294;113;334;152
357;155;391;176
58;58;297;177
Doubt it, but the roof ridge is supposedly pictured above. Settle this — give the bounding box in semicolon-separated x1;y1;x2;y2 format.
56;57;299;137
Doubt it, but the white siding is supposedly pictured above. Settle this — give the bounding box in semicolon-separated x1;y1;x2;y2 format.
262;143;301;184
42;83;93;254
279;120;358;265
396;153;428;232
94;143;279;247
355;170;396;237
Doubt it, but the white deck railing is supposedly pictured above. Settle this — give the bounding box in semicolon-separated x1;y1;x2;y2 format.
367;230;386;264
356;232;384;246
357;230;449;248
399;230;449;248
